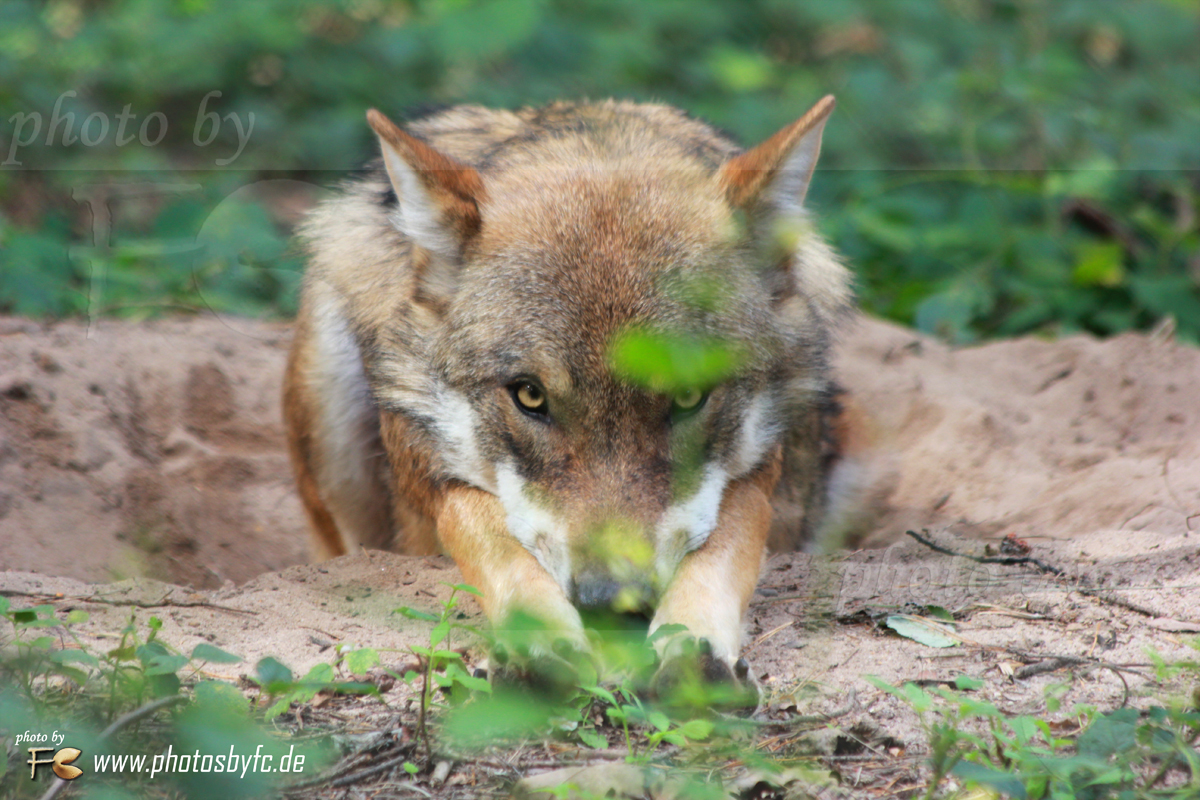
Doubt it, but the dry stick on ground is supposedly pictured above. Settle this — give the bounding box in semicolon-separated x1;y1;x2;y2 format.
283;742;418;792
904;530;1161;617
40;695;188;800
758;688;859;730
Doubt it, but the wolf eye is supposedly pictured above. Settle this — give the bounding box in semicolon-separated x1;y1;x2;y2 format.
511;381;548;416
671;388;707;419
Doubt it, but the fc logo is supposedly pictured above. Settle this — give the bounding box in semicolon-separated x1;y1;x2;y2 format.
27;748;83;780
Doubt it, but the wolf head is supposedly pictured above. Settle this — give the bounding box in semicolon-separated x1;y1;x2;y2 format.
358;99;851;612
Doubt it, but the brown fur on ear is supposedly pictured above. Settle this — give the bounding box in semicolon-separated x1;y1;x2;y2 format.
366;108;487;242
719;95;835;210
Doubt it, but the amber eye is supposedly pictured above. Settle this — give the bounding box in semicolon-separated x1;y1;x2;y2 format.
511;381;548;416
671;388;707;418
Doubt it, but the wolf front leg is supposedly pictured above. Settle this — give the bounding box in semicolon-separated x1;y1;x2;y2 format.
435;485;589;690
647;453;782;707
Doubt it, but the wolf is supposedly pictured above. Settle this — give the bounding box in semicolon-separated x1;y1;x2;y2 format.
283;96;869;700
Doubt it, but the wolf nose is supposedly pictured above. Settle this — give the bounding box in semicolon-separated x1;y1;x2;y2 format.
572;575;621;610
571;572;655;614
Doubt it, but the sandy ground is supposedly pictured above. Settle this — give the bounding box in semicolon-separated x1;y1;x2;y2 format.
2;313;1199;797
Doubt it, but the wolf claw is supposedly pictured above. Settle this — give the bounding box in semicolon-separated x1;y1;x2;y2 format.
648;636;760;714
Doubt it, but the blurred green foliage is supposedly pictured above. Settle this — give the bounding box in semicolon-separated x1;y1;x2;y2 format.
0;0;1197;340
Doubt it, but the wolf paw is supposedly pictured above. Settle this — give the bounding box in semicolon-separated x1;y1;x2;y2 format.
649;637;759;714
488;636;595;700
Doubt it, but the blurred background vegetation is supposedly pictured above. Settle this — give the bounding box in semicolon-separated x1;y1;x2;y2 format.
0;0;1197;342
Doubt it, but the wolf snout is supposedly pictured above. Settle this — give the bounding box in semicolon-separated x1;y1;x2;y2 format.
570;570;656;614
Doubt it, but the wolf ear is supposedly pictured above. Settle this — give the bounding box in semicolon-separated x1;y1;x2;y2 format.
367;109;485;260
718;95;835;217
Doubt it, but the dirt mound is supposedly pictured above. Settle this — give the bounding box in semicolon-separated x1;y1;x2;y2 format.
838;318;1200;547
0;316;306;587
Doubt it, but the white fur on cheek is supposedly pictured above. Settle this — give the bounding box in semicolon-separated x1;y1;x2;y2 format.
494;464;572;592
428;391;496;494
729;393;780;478
653;464;729;580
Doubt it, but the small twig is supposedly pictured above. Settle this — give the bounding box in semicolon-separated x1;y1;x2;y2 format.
742;622;794;656
1013;657;1077;680
40;695;187;800
85;595;256;616
284;742;417;791
905;530;1063;575
1009;653;1134;707
905;530;1162;617
327;752;428;790
760;688;858;729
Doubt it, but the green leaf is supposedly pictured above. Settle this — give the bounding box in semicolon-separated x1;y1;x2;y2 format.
659;730;687;746
452;583;483;597
582;685;618;706
885;614;961;648
1072;242;1125;287
1009;715;1038;746
49;649;99;667
65;610;89;625
265;696;293;721
194;679;250;716
1076;708;1138;760
678;719;715;740
403;761;419;775
954;674;984;690
144;653;190;676
647;711;671;732
646;623;689;645
444;662;491;693
924;605;955;622
302;662;335;684
149;671;182;697
609;330;744;393
343;647;380;675
578;728;607;749
191;643;242;664
431;620;451;648
255;656;294;687
396;606;439;622
52;665;90;686
952;761;1028;800
107;645;137;662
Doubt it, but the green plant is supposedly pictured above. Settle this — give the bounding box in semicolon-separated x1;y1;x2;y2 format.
0;598;243;723
0;599;333;798
395;582;492;762
248;653;379;722
869;642;1200;800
